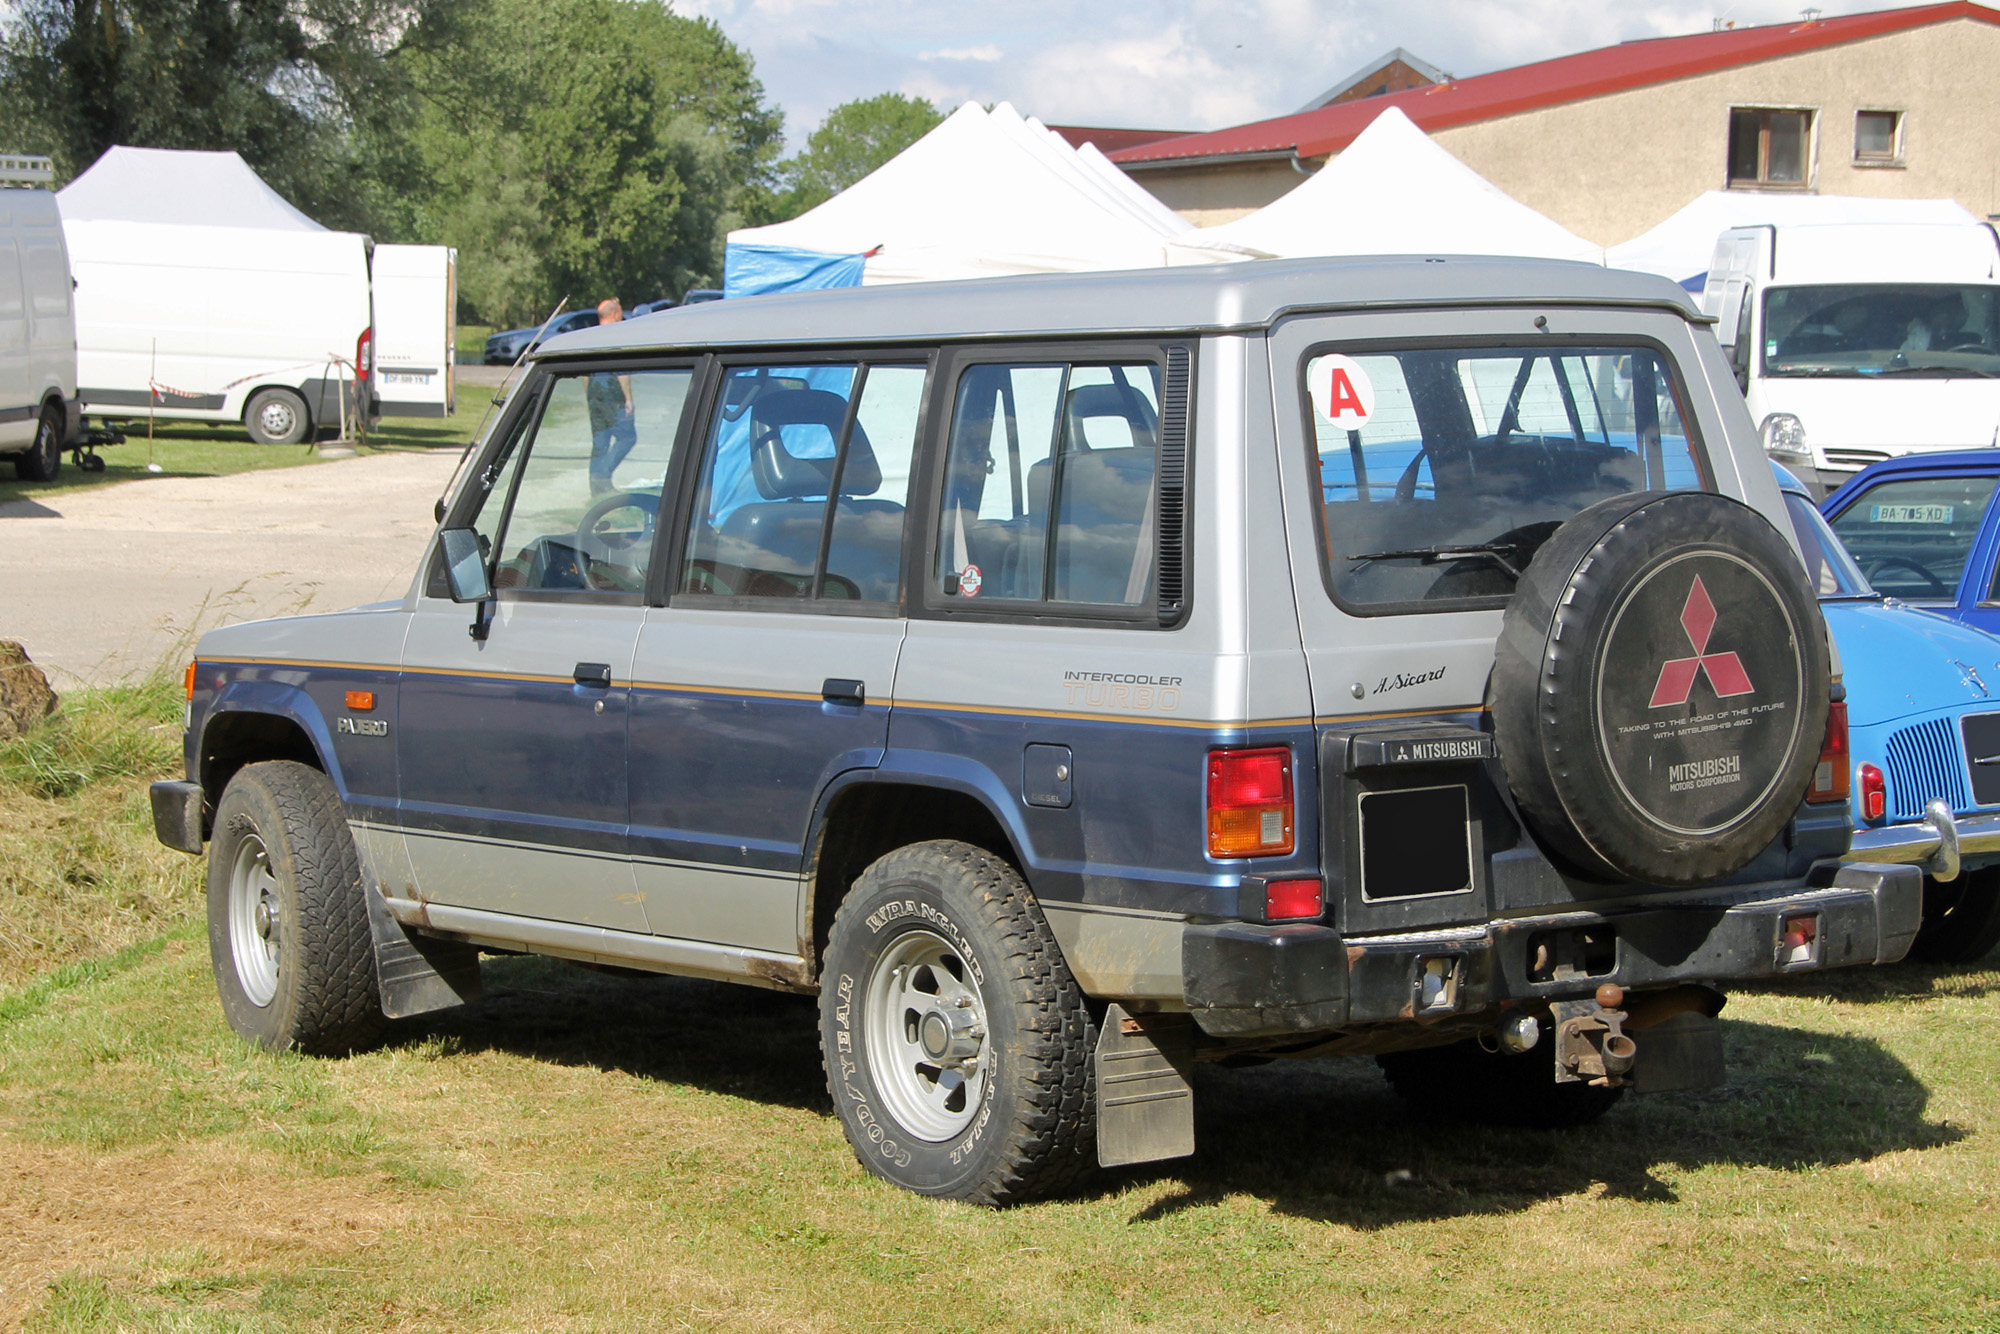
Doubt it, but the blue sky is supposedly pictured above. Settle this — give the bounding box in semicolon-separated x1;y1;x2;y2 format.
676;0;1946;147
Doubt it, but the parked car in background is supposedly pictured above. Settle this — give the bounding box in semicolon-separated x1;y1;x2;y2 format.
681;287;723;305
0;155;79;481
482;308;599;365
628;298;676;317
1777;464;2000;963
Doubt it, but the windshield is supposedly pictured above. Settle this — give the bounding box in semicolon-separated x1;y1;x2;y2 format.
1782;492;1873;598
1307;344;1704;610
1762;283;2000;377
1826;473;1997;600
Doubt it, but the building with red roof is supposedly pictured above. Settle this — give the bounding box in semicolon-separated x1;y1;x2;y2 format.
1109;2;2000;243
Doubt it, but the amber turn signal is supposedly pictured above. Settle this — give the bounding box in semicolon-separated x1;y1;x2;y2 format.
345;690;375;712
183;661;197;701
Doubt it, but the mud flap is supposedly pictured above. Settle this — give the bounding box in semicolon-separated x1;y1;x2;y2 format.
363;880;482;1019
1095;1004;1196;1168
1629;1012;1726;1094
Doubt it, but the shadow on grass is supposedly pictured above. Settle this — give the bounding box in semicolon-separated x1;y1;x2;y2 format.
1738;953;2000;1004
390;955;1960;1224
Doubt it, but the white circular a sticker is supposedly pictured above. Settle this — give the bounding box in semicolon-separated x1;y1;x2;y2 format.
1309;354;1375;428
959;564;983;597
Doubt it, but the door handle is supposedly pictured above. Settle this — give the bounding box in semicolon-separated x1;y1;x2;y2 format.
574;662;612;688
822;678;865;705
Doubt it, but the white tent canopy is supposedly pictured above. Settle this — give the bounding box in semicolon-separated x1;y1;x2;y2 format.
1607;190;1980;287
727;101;1184;286
1165;107;1604;266
57;145;326;231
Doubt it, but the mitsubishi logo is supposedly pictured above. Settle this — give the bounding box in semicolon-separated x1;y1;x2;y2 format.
1649;575;1755;708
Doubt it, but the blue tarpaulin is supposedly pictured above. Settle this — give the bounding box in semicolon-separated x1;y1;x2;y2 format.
723;243;869;298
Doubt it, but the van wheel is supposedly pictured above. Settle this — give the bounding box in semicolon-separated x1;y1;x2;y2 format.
1908;867;2000;965
245;388;310;445
206;760;384;1054
819;840;1097;1205
1377;1038;1623;1129
12;403;62;481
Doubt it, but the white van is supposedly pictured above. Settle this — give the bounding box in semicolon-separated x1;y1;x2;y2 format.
371;244;456;419
0;156;79;481
1703;221;2000;493
63;218;371;444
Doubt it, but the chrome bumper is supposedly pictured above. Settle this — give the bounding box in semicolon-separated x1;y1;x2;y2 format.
1843;798;2000;881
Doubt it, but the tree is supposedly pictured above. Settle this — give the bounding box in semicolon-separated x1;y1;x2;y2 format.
398;0;781;325
761;92;941;221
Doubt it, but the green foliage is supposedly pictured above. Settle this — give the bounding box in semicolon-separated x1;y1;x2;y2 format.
758;92;942;223
401;0;782;326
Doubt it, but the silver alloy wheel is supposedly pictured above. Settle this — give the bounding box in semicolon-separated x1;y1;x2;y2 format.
863;928;990;1141
226;832;282;1007
256;398;299;440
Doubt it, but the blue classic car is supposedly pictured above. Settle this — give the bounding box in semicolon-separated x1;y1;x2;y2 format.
1776;465;2000;962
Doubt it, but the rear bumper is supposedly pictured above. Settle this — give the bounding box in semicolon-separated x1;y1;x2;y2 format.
1846;802;2000;881
1182;861;1922;1038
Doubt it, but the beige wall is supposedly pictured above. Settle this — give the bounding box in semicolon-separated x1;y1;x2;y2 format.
1139;18;2000;244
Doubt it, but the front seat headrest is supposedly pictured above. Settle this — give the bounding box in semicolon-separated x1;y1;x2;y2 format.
749;389;881;500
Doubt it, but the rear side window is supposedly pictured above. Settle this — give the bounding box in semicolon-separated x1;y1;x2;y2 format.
680;362;924;603
1827;474;1998;600
1305;345;1703;611
935;360;1163;608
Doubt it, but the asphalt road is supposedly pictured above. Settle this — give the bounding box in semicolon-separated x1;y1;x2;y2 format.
0;449;464;689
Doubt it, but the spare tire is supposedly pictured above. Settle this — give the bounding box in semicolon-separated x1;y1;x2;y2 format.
1492;491;1829;887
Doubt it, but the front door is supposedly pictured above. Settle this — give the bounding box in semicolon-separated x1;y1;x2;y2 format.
398;363;697;932
629;359;928;951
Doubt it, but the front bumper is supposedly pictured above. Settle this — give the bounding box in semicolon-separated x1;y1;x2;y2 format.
1845;800;2000;882
1182;861;1922;1038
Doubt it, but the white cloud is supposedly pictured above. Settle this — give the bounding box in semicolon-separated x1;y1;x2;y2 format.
678;0;1942;148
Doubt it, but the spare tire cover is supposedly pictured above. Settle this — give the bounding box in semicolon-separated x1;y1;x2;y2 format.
1492;491;1830;887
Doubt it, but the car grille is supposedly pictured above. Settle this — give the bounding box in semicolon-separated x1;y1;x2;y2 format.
1883;716;1972;819
1823;448;1892;472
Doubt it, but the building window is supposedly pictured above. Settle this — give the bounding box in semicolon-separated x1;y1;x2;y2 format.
1728;108;1813;187
1855;109;1903;164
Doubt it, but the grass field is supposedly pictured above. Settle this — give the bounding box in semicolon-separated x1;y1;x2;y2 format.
2;687;1996;1333
0;389;499;509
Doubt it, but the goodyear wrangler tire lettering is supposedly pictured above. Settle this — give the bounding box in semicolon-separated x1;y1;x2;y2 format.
817;840;1097;1205
1492;492;1829;887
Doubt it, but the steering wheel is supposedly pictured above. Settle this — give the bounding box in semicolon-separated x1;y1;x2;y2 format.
574;491;660;583
1864;554;1950;597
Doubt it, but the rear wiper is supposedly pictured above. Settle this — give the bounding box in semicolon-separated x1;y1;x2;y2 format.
1345;542;1523;579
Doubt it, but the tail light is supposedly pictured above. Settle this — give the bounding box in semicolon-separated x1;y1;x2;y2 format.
1808;699;1849;803
1857;762;1886;822
355;327;373;386
1207;747;1294;858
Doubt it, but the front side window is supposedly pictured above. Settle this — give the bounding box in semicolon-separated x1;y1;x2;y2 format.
680;362;924;603
1307;345;1702;610
1827;474;1998;600
1762;284;2000;378
469;367;693;595
1729;107;1812;187
934;359;1163;608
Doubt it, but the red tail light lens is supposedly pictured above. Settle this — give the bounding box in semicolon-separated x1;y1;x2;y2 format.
355;327;373;384
1808;700;1849;803
1263;878;1322;920
1857;762;1886;822
1207;747;1295;858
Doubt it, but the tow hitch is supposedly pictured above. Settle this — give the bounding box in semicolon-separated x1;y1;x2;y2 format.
1553;983;1637;1087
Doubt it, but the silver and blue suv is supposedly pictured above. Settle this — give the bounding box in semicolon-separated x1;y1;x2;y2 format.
153;257;1921;1204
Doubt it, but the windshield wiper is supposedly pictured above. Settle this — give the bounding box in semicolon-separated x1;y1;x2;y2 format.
1869;363;2000;378
1346;542;1523;579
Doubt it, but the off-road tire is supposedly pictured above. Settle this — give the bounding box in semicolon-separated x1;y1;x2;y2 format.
1909;866;2000;965
819;840;1097;1205
206;760;384;1054
1378;1038;1623;1129
244;387;310;445
11;402;62;481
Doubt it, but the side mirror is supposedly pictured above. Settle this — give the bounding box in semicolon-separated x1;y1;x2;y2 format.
439;527;492;604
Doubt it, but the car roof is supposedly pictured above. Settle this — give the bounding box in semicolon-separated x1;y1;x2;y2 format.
536;254;1706;359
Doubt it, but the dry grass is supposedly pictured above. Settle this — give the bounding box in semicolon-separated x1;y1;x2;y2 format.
1;689;1996;1332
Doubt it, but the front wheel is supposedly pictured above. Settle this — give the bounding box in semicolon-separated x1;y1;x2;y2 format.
244;387;311;445
819;840;1097;1205
206;760;384;1054
11;402;62;481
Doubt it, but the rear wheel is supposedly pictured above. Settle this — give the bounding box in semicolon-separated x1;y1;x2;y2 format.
245;388;310;445
1908;867;2000;965
819;840;1096;1205
1378;1038;1623;1129
206;760;383;1054
11;402;62;481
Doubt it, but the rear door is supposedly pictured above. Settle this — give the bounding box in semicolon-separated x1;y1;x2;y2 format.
397;363;697;931
628;357;929;951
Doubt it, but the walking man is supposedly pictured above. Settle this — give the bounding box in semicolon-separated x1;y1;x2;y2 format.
587;298;636;494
